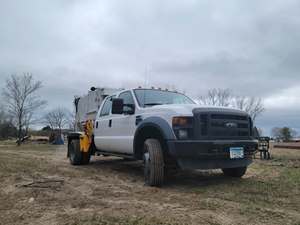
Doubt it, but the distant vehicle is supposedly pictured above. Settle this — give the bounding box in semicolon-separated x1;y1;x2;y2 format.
291;138;300;142
68;87;258;186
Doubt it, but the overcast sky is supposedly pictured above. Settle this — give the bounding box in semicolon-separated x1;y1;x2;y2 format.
0;0;300;135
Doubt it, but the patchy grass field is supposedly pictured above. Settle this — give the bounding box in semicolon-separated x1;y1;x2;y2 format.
0;142;299;225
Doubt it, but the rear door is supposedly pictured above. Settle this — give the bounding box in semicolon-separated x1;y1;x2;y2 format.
94;96;117;152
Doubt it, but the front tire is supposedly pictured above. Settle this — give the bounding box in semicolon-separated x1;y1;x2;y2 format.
222;167;247;178
143;139;165;187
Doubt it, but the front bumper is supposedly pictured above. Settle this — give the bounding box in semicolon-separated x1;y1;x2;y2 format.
167;139;258;170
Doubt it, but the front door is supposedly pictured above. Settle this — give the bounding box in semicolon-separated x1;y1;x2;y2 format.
108;91;137;154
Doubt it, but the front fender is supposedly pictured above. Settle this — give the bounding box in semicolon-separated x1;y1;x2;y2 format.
135;116;176;140
133;116;176;159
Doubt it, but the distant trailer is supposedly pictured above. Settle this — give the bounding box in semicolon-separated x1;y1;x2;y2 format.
257;136;271;159
74;87;121;131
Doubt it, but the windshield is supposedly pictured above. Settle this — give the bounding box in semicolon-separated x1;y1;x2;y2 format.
134;89;195;107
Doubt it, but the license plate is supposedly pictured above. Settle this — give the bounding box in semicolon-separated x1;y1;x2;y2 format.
229;147;244;159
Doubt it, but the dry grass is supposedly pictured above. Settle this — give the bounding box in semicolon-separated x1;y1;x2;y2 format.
0;143;299;225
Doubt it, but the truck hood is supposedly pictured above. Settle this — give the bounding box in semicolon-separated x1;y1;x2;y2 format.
141;104;248;116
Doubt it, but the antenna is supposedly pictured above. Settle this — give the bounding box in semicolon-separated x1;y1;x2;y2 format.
144;64;152;88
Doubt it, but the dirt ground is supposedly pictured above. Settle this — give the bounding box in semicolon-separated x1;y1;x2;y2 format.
0;142;299;225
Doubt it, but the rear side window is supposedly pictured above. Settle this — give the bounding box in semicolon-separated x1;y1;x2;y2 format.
100;97;112;116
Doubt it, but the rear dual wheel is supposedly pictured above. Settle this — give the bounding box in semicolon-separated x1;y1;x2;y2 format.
69;139;91;165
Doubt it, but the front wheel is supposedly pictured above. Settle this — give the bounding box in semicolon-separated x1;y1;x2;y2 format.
222;167;247;178
143;139;165;187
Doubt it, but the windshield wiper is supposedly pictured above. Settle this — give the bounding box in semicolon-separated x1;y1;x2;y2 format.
144;103;163;106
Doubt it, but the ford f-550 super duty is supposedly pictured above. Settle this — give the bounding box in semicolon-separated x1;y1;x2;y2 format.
67;87;258;186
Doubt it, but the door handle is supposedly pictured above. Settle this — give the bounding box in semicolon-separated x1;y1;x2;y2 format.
136;115;143;125
96;121;98;128
108;119;112;127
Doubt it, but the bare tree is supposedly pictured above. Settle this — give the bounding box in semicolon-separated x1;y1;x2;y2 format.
232;96;265;122
2;73;46;145
24;111;33;136
198;88;232;107
0;106;7;124
44;107;70;133
198;88;265;122
66;109;76;131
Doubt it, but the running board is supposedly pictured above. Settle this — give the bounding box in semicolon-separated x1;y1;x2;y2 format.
95;150;135;159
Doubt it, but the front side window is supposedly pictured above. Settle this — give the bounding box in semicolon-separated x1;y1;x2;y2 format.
134;89;195;107
119;91;135;112
100;97;112;116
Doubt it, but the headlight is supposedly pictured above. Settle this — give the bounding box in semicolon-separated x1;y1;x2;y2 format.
172;116;193;127
172;116;193;140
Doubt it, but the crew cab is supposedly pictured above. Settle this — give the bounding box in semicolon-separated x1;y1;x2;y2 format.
67;88;258;186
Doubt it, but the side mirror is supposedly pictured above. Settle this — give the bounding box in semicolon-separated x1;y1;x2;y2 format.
111;98;124;114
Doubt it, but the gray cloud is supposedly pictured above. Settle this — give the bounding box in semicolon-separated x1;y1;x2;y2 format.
0;0;300;135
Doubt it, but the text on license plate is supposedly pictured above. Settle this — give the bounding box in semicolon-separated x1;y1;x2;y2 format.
229;147;244;159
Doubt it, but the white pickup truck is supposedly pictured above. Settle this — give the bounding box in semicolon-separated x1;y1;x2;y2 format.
67;88;258;186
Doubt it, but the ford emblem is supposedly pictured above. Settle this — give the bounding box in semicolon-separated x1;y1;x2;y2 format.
225;122;238;128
